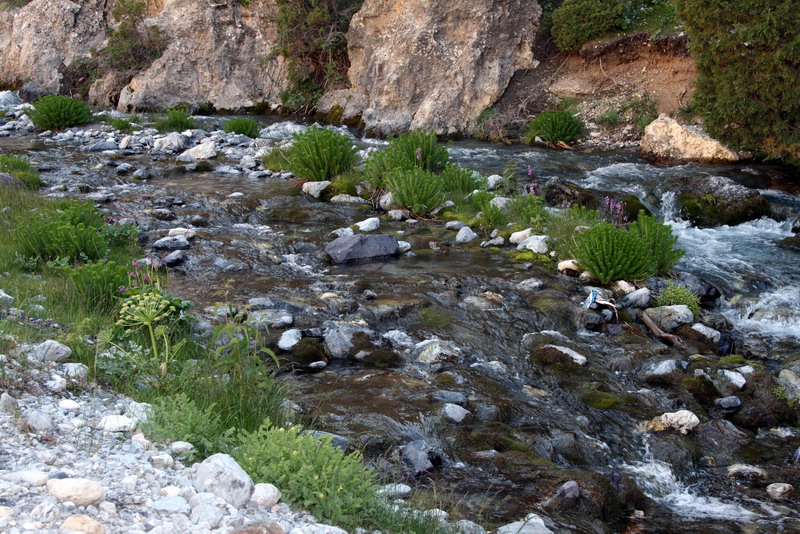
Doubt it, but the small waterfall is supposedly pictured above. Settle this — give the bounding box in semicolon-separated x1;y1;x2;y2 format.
659;191;679;222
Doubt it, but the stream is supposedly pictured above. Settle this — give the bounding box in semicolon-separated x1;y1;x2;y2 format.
1;113;799;533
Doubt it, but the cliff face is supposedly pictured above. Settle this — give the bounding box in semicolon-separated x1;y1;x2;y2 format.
0;0;111;92
116;0;287;112
319;0;541;135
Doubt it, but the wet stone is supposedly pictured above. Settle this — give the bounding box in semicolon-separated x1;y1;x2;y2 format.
714;396;742;409
325;234;399;263
153;235;190;251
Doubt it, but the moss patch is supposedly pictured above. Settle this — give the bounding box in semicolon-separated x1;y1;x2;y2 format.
580;390;622;410
679;191;770;227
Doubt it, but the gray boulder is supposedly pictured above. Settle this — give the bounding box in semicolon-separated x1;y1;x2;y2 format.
644;305;693;331
325;234;399;264
194;454;254;508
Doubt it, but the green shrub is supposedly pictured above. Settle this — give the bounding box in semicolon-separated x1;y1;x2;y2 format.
595;109;620;128
385;130;451;174
549;205;603;260
286;125;357;182
362;149;414;189
28;96;93;130
58;201;105;228
67;260;128;312
623;92;658;134
507;194;550;230
468;191;509;230
672;0;799;162
654;281;700;318
524;110;583;145
154;109;195;133
0;154;40;189
628;211;685;274
15;219;108;264
385;168;444;217
142;393;232;461
552;0;625;51
572;223;655;283
234;421;378;529
261;147;290;172
223;117;261;139
330;169;362;196
109;118;136;133
99;221;139;249
440;165;483;194
106;0;168;72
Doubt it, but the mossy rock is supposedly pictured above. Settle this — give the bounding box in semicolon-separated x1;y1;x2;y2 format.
280;337;326;368
621;194;650;221
580;390;622;410
512;250;552;264
530;346;580;368
682;376;721;406
776;235;800;252
418;305;452;328
359;348;403;369
679;191;770;227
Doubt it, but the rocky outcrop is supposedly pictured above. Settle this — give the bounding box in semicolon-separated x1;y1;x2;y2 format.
0;0;111;93
641;115;740;164
319;0;541;136
116;0;287;111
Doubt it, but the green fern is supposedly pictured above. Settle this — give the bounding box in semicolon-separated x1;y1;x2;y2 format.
154;108;196;133
440;165;484;194
362;149;413;188
629;210;685;274
28;96;93;130
223;117;261;138
654;281;700;318
286;125;357;182
572;223;655;283
385;129;451;173
385;168;444;216
524;110;583;145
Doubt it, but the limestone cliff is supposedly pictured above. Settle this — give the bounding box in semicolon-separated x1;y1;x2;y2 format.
319;0;541;136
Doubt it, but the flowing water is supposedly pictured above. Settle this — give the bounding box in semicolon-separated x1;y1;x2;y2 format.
3;119;799;532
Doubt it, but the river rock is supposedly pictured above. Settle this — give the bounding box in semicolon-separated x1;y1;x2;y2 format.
445;220;466;231
766;483;794;500
669;175;770;227
0;289;14;308
325;234;399;263
620;288;651;309
152;235;190;251
301;181;331;199
97;415;137;432
251;483;282;507
355;217;380;232
516;278;544;292
717;369;746;390
194;453;254;508
152;133;190;153
278;329;302;351
692;323;721;343
442;403;472;424
318;0;540;135
330;193;370;204
415;339;461;364
176;141;217;162
541;345;587;366
727;464;767;483
324;322;374;359
47;478;104;506
455;226;479;244
644;359;686;383
496;513;553;534
0;392;17;413
60;514;106;534
641;115;740;164
650;410;700;434
777;369;800;401
30;339;72;362
510;228;533;244
714;396;742;409
377;483;412;499
0;90;21;107
644;305;693;331
516;235;548;253
115;0;287;111
400;440;441;475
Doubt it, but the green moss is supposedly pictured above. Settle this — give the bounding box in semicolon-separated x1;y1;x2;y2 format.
512;250;551;264
323;104;344;124
682;376;721;405
434;373;457;386
679;191;770;227
419;306;451;328
282;337;326;367
718;355;747;366
580;390;622;410
360;349;403;369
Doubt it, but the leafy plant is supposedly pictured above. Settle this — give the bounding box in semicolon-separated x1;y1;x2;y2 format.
28;95;93;130
385;130;451;174
653;281;700;318
67;260;129;312
672;0;799;162
261;147;290;172
14;219;108;264
629;210;685;274
624;92;658;133
58;201;105;228
595;109;620;128
234;421;379;529
109;118;136;133
362;149;413;189
223;117;261;139
154;108;196;133
330;169;362;196
572;223;655;283
507;193;550;230
552;0;625;51
0;154;40;189
106;0;168;72
524;110;583;145
385;168;444;217
440;165;484;195
286;126;357;182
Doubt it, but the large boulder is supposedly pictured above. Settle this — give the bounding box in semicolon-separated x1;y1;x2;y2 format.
117;0;288;111
318;0;541;135
670;175;770;227
325;234;399;264
194;453;254;508
0;0;110;93
641;115;740;164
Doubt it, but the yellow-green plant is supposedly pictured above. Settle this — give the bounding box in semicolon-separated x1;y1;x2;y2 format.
573;223;655;283
440;165;484;194
524;110;583;145
0;154;40;189
67;260;129;312
286;125;357;181
385;129;451;174
223;117;261;138
154;108;195;133
653;281;700;318
14;219;108;264
385;168;444;217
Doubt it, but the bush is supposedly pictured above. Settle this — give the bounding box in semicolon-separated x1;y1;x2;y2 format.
468;190;509;230
58;201;105;228
385;168;444;216
0;154;40;189
549;205;603;260
507;193;550;230
28;95;93;130
440;165;484;195
552;0;625;51
261;147;290;172
154;108;196;133
654;281;700;318
234;421;379;529
67;260;129;312
106;0;168;72
595;109;620;128
572;223;655;283
362;149;413;189
628;211;685;274
223;118;261;139
385;130;451;174
15;219;108;264
672;0;800;161
286;125;357;182
524;110;583;145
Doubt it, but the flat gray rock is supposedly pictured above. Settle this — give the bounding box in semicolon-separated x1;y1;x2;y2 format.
325;234;399;264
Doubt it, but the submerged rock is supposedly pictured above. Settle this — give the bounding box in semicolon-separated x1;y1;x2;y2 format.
325;234;399;264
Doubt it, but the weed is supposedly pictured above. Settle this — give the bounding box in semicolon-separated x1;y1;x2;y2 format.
0;154;40;189
385;168;444;217
524;110;583;145
572;223;655;283
154;108;196;133
223;117;261;139
628;210;685;274
595;109;620;128
653;282;700;318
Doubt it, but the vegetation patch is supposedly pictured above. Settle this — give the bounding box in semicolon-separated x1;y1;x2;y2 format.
28;96;93;131
653;281;700;319
572;223;655;283
0;154;40;189
154;108;196;133
523;110;583;145
286;126;357;182
223;117;261;139
580;390;622;410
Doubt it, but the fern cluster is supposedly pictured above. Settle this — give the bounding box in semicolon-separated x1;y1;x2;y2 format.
286;125;357;182
385;168;444;216
572;223;655;283
28;96;93;130
154;108;196;133
384;129;451;173
223;117;261;139
629;210;684;274
0;154;40;189
440;165;484;194
524;110;583;145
